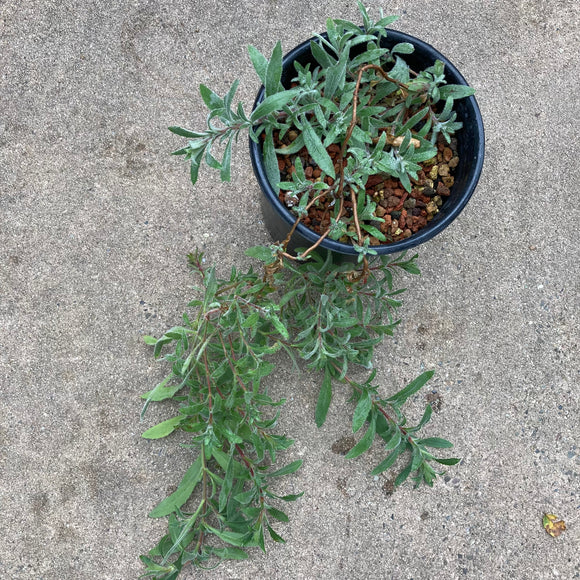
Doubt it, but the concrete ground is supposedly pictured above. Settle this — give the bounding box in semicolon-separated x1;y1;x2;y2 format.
1;0;578;578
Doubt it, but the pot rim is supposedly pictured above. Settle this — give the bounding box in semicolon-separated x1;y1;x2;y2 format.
249;29;485;255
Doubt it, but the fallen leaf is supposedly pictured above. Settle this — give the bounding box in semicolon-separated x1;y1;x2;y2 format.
543;513;566;537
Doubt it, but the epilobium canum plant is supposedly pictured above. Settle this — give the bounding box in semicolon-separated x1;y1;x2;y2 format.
139;3;472;577
169;0;475;274
140;251;458;577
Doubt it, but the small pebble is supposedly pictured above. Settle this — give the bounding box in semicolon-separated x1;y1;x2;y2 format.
426;201;438;214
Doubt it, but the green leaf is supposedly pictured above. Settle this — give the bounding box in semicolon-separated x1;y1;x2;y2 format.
269;314;289;340
389;56;411;84
142;416;183;439
219;136;233;182
143;335;157;345
419;437;454;449
149;456;203;518
139;555;174;573
324;50;348;100
375;15;400;28
357;0;371;30
266;506;289;522
393;254;420;275
310;40;336;68
268;460;302;478
408;405;433;434
392;42;414;54
278;491;304;502
250;89;299;122
352;392;372;434
275;133;305;155
433;457;461;466
386;370;434;406
168;126;206;138
241;312;260;328
301;117;336;178
245;245;274;262
205;526;248;547
189;148;205;186
394;460;413;486
248;45;269;84
263;127;280;193
396;107;429;136
141;373;182;413
234;489;256;504
361;224;387;242
254;525;266;552
267;524;286;543
315;367;332;428
223;79;240;114
265;41;283;97
438;84;475;100
219;453;235;512
382;430;402;451
345;413;376;459
211;547;249;560
370;445;404;476
199;84;224;110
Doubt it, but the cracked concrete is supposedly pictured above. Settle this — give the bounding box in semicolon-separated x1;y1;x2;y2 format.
1;0;578;578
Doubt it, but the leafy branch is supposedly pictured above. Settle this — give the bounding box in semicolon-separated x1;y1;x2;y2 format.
169;1;475;265
140;248;458;577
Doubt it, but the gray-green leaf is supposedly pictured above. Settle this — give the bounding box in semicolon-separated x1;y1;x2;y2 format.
265;41;283;97
315;367;332;427
345;413;376;459
352;392;372;433
301;118;336;178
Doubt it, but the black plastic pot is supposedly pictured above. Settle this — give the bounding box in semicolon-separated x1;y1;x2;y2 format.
249;30;485;257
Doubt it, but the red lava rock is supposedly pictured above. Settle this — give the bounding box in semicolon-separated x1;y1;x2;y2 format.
380;215;392;233
367;174;384;188
273;127;460;246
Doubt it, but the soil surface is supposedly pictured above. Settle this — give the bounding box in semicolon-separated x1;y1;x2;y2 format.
274;132;459;245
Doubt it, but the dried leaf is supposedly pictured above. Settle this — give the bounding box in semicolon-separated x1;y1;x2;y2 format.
543;513;566;537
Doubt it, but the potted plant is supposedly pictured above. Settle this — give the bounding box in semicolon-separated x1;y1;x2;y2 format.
140;3;483;578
